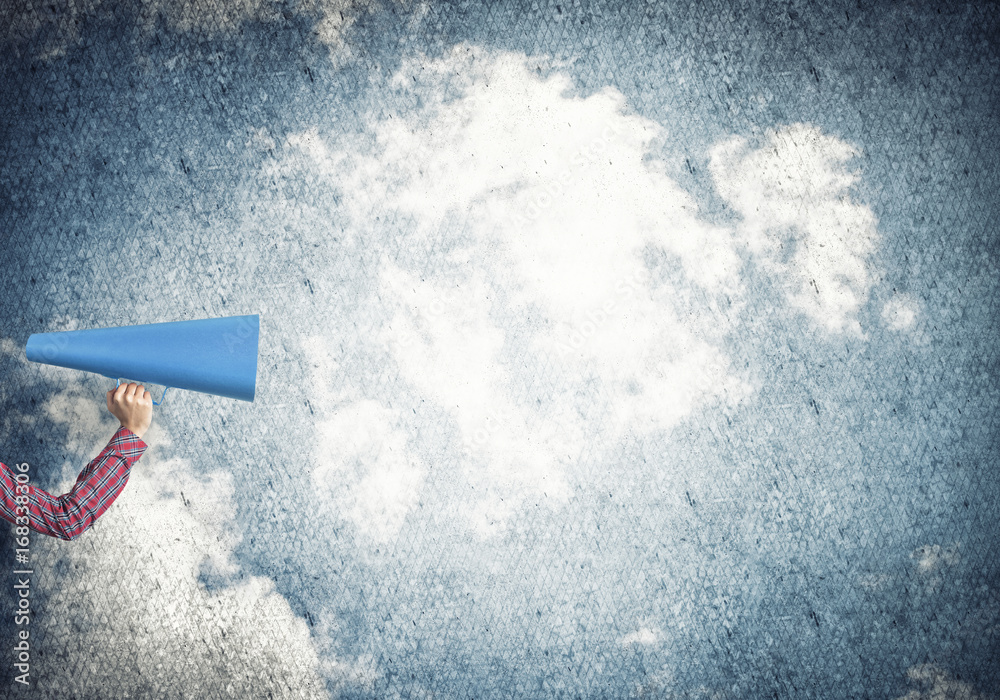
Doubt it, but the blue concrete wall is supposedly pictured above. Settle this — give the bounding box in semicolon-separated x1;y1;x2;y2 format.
0;0;997;697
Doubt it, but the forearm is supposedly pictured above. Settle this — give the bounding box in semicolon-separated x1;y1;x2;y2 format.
1;426;147;541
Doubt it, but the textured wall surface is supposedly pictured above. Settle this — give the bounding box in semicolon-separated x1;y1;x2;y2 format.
1;0;998;697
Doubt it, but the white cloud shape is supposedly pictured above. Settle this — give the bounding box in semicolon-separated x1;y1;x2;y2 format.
29;386;333;698
0;337;18;357
910;542;961;594
895;664;986;700
284;43;878;538
709;123;879;336
911;542;961;574
620;626;660;647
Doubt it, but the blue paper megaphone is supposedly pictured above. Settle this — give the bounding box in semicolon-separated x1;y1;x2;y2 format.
25;314;259;404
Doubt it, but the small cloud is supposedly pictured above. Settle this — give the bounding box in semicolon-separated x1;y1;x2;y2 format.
895;664;986;700
299;0;373;55
299;0;420;61
0;337;19;357
709;123;879;336
882;293;919;331
911;542;961;574
911;542;960;594
620;627;660;647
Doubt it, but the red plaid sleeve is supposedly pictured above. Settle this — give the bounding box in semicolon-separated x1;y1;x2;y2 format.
0;426;147;541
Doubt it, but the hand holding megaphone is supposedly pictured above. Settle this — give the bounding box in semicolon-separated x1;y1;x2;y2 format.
106;382;153;439
6;315;259;543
